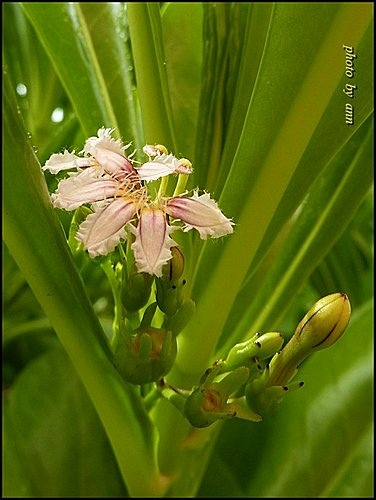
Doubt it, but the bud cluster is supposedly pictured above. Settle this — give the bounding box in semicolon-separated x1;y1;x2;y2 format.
168;293;351;427
113;243;196;385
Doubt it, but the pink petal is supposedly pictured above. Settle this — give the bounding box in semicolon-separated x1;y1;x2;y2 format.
76;198;138;257
166;191;234;239
84;127;136;176
51;168;118;210
130;208;177;277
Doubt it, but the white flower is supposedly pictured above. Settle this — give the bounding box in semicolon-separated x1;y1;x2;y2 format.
50;168;119;210
43;127;136;177
42;129;233;276
83;127;134;175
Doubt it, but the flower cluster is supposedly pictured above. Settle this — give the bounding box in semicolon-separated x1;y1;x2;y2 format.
43;128;234;276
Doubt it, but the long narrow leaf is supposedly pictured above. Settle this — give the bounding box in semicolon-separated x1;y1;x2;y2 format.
22;3;119;136
220;115;373;353
126;2;176;150
168;3;373;387
3;65;169;497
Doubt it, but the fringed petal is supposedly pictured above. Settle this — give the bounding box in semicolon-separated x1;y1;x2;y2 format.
84;127;135;175
137;153;192;181
166;191;234;239
51;168;118;210
43;150;94;173
130;208;177;277
76;198;138;257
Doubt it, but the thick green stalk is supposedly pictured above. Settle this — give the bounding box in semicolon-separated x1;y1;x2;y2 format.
126;2;177;151
3;66;170;497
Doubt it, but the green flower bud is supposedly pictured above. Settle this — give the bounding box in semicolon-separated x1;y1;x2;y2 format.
294;292;351;351
122;271;153;312
156;247;187;316
246;381;304;416
162;246;185;282
114;327;177;384
267;292;351;387
221;332;284;373
245;293;351;416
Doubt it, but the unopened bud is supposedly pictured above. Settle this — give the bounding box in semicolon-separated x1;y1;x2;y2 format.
245;293;351;416
122;272;153;312
267;293;351;386
156;249;187;316
143;144;168;157
222;332;284;373
162;246;185;282
294;292;351;352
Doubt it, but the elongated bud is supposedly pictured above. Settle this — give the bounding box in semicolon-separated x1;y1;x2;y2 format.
143;144;168;156
267;293;351;387
156;248;187;316
246;380;304;416
294;292;351;352
245;293;351;416
162;246;185;282
221;332;284;373
114;326;177;384
176;158;193;175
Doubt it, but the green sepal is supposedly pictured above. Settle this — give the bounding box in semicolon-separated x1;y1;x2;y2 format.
140;302;158;329
163;299;196;336
138;332;153;360
245;376;304;416
114;327;177;385
226;396;262;423
209;367;250;400
183;366;252;428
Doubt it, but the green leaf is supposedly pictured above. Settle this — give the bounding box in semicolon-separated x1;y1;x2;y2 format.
3;347;127;497
219;114;373;352
77;2;142;144
168;3;373;388
21;3;122;137
3;3;78;159
126;2;176;150
161;2;203;160
3;63;167;497
201;300;373;497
